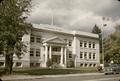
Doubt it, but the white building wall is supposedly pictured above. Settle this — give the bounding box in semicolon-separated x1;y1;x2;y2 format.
0;24;100;68
75;36;100;67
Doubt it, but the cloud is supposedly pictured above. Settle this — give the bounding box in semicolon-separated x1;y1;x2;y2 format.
28;0;120;35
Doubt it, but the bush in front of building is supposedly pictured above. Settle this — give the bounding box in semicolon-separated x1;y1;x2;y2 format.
46;59;53;68
78;67;98;73
13;67;98;75
67;59;75;68
0;68;4;76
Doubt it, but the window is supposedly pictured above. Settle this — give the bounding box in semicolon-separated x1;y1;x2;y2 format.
80;40;83;47
89;42;91;48
80;52;83;59
52;46;61;52
30;36;34;43
93;53;96;59
84;52;87;59
93;42;95;48
84;41;87;48
30;48;34;56
0;51;3;57
89;64;92;67
36;63;40;67
89;52;92;59
16;62;22;67
0;62;4;66
30;63;34;67
93;64;96;67
80;63;83;67
69;51;72;58
85;64;87;67
36;37;41;43
36;49;40;57
69;41;72;46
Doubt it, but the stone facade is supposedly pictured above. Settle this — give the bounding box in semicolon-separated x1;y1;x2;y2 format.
0;24;100;68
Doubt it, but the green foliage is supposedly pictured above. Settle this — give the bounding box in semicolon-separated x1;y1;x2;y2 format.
12;68;97;75
92;24;101;34
104;25;120;64
0;0;32;74
92;24;102;63
46;59;53;68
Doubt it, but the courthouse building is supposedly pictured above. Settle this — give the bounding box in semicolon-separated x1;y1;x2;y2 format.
0;24;100;68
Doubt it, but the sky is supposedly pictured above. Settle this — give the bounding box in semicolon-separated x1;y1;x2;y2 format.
28;0;120;36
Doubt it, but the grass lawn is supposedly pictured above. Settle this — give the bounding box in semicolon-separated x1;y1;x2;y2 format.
12;67;98;75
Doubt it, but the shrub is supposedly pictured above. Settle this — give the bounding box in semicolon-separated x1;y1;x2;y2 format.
46;59;53;68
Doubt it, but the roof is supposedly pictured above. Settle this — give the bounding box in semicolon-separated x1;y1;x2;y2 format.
33;24;99;38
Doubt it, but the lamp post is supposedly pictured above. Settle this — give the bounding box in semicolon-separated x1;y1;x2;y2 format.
101;30;104;67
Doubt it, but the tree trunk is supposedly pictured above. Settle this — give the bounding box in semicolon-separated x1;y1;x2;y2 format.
9;54;13;74
4;54;10;74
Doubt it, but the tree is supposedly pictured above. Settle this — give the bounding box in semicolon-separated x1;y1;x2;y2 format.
0;0;32;74
104;25;120;64
92;24;101;34
46;59;53;68
91;24;103;63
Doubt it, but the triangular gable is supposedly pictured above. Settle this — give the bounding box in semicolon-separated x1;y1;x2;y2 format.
43;36;66;44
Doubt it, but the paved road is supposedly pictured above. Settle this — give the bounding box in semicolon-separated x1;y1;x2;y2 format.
5;74;120;81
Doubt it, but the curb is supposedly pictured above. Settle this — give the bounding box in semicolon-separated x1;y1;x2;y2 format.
1;73;104;81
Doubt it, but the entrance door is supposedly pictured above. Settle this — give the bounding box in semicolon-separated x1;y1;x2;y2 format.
52;55;60;64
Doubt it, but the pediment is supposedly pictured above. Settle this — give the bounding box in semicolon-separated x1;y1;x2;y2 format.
43;36;66;44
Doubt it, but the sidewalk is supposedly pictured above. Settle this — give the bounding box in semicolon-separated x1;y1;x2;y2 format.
0;73;104;81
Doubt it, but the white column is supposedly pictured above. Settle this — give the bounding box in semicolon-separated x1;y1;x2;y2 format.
60;47;63;65
49;46;52;59
45;45;48;65
64;47;67;66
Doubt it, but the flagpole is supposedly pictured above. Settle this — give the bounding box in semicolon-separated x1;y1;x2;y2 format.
51;10;54;25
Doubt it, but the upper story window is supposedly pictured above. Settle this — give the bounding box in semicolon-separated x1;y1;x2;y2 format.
80;40;83;47
93;42;95;48
89;42;92;48
69;40;72;46
52;46;61;52
30;48;34;56
30;36;35;43
80;52;83;59
93;53;96;59
69;51;72;58
36;49;40;57
89;52;92;59
84;52;87;59
36;37;41;43
84;41;87;48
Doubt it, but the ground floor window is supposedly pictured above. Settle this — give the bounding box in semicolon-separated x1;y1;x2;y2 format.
16;62;22;67
80;63;83;67
89;64;92;67
93;64;96;67
0;62;4;67
80;63;97;67
30;63;34;67
30;62;41;67
36;63;40;67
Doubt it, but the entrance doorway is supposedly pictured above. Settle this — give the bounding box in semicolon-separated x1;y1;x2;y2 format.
52;55;60;64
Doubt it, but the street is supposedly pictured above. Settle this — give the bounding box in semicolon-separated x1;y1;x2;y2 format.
5;74;120;81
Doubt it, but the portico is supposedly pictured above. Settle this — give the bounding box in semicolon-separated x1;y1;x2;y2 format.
43;36;67;67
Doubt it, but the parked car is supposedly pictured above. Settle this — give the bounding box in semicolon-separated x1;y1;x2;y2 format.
104;64;120;75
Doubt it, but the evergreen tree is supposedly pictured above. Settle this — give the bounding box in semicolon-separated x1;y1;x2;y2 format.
92;24;101;34
92;24;103;63
0;0;32;74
